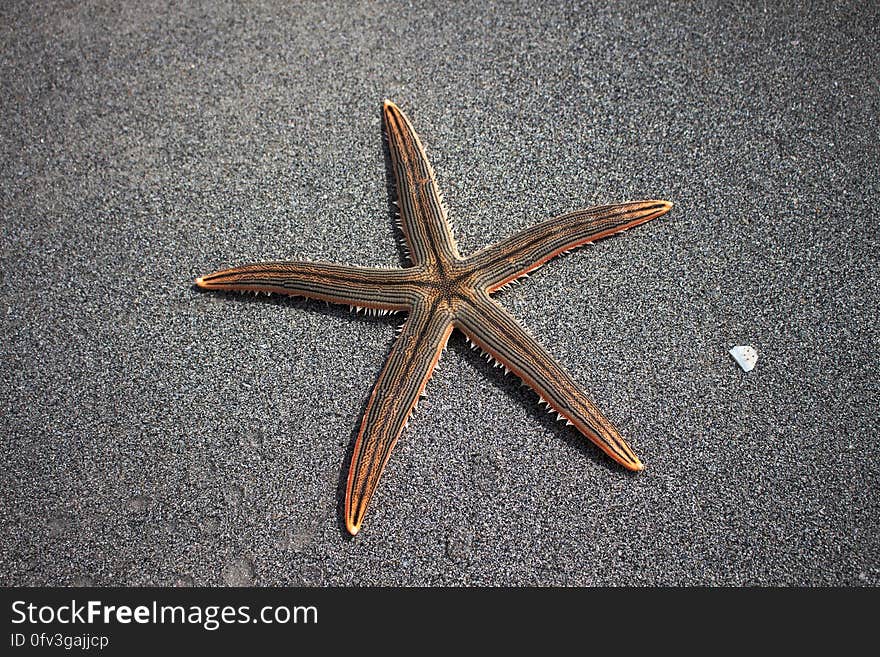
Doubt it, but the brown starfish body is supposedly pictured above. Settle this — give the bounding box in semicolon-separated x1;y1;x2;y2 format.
196;100;672;534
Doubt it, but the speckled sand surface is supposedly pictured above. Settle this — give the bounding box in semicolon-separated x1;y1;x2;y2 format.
2;1;878;586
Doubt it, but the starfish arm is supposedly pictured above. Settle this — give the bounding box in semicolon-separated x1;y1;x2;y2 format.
465;200;672;292
195;261;420;311
456;293;643;471
345;301;454;534
383;100;460;265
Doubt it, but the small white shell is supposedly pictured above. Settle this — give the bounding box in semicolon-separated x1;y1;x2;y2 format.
729;345;758;372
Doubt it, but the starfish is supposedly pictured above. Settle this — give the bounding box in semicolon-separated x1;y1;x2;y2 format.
196;100;672;535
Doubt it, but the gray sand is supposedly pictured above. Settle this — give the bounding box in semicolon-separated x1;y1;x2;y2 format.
1;1;877;586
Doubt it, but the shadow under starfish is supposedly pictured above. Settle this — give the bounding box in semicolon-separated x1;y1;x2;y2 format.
196;100;672;535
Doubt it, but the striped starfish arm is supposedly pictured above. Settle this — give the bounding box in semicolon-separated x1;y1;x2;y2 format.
467;200;672;292
345;302;454;534
195;262;419;311
456;293;643;471
383;100;460;265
